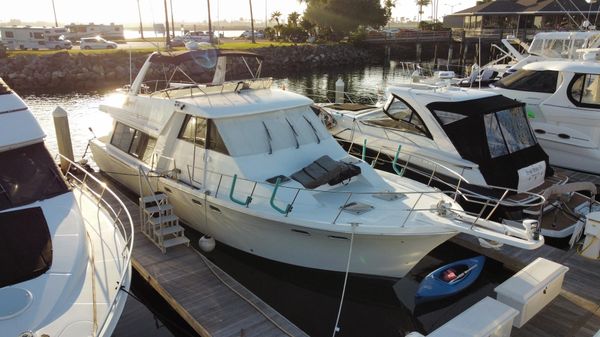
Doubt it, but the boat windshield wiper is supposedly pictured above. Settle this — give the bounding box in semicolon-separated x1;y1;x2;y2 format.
262;121;273;154
303;116;321;144
286;118;300;149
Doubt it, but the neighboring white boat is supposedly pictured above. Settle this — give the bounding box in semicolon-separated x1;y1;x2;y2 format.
503;31;600;76
90;49;543;279
489;58;600;175
317;85;558;194
0;78;133;337
314;85;600;240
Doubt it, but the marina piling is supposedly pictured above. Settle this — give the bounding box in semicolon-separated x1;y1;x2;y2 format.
52;106;74;173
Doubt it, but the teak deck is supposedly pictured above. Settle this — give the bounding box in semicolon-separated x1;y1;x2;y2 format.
98;173;309;337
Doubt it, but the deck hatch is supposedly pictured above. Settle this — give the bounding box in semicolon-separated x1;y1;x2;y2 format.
339;202;374;215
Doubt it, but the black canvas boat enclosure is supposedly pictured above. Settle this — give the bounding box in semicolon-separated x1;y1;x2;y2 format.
0;207;52;288
426;95;552;190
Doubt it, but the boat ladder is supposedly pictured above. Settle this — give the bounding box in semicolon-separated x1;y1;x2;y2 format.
138;167;190;253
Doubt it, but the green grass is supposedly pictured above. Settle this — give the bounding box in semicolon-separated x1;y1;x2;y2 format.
4;40;306;57
217;40;304;49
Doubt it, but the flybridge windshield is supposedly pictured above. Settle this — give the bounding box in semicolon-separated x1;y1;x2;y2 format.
143;50;264;92
0;143;69;211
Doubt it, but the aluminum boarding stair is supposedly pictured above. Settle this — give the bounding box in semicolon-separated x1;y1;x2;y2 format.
140;193;190;253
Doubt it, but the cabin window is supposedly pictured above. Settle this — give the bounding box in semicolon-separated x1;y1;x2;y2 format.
4;31;14;38
0;143;69;211
207;120;229;155
31;32;44;39
484;107;536;158
368;95;431;138
179;115;207;146
110;122;156;163
568;73;600;107
493;70;558;94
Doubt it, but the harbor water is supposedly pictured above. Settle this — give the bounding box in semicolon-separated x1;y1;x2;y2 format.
23;64;513;337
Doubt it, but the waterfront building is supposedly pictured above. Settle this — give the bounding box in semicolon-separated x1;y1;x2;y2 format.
444;0;600;41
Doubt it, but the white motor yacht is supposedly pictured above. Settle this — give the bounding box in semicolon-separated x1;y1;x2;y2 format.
0;78;133;337
90;49;543;279
315;85;600;240
490;58;600;175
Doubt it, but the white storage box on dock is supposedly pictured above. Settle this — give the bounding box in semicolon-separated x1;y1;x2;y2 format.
426;297;518;337
494;257;569;328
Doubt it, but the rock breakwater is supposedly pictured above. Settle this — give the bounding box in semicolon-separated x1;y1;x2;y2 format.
0;44;373;92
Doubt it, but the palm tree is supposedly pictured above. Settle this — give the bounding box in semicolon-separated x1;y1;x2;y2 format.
416;0;431;22
270;11;282;25
288;11;301;27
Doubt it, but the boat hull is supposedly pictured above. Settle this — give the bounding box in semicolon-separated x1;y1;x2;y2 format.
91;140;457;278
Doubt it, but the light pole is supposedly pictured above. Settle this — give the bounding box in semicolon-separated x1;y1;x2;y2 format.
137;0;144;38
444;2;461;14
51;0;58;27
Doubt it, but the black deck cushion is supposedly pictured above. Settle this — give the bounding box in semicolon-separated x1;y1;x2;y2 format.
291;155;361;189
0;207;52;288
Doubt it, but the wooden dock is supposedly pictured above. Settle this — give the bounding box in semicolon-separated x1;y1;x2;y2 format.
98;174;309;337
450;233;600;337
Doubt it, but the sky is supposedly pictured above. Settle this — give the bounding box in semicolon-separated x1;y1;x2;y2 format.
0;0;476;26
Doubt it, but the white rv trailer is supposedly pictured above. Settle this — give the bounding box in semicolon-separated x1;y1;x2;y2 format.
0;26;72;50
65;23;124;41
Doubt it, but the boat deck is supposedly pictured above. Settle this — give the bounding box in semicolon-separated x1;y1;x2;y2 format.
450;233;600;337
96;173;309;337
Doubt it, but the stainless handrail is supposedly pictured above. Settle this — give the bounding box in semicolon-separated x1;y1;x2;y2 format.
59;155;134;337
181;161;545;228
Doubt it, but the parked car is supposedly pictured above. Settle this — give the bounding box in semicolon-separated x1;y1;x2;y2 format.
240;30;264;39
80;37;117;50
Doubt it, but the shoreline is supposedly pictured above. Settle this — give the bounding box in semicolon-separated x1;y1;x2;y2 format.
0;44;376;92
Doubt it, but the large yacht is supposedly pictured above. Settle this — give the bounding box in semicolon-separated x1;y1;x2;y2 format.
490;58;600;175
0;78;133;336
90;48;543;279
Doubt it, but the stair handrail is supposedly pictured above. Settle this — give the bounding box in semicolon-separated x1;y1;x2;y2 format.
138;165;166;246
229;174;253;207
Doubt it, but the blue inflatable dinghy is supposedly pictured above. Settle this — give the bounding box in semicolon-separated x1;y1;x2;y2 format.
415;255;485;302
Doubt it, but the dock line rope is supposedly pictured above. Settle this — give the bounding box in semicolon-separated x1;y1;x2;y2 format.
194;249;298;337
331;224;356;337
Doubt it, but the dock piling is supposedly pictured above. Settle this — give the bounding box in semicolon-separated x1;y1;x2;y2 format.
52;106;74;173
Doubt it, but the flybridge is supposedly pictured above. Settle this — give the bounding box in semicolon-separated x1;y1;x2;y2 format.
129;49;267;97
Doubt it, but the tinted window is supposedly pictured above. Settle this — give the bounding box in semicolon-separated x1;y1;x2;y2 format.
179;115;207;146
0;143;69;211
364;96;430;138
207;120;229;155
568;73;600;107
4;31;14;38
494;70;558;93
111;122;135;152
110;122;156;163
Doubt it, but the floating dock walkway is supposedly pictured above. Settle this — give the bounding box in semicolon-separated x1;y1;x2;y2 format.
97;173;309;337
451;233;600;337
